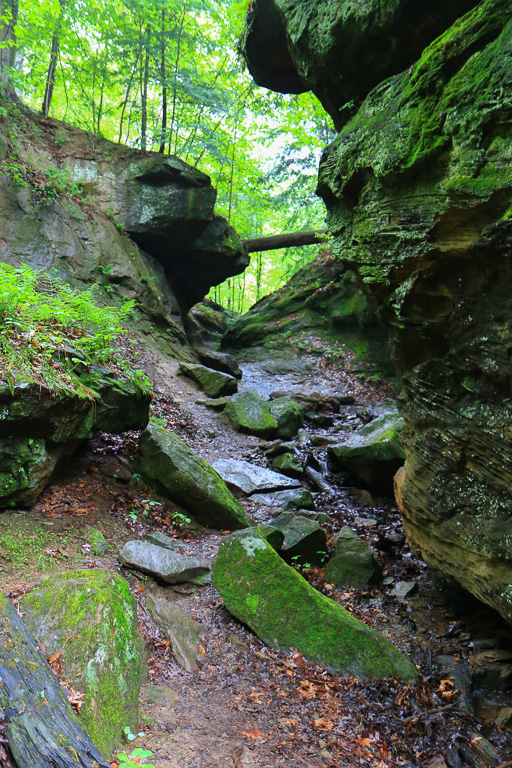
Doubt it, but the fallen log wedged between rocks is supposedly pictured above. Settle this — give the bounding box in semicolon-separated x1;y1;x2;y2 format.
0;593;111;768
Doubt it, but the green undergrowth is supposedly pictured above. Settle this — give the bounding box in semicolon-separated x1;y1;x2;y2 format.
0;263;150;398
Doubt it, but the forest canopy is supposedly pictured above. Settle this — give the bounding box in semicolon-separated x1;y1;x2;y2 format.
0;0;334;312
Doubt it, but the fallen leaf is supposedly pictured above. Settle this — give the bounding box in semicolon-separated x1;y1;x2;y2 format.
48;651;62;664
242;731;264;741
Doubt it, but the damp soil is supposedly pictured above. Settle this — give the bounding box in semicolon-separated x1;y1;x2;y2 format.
1;340;512;768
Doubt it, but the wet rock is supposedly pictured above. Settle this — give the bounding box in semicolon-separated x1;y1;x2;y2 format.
328;404;405;494
146;591;206;672
269;397;303;439
304;466;334;493
494;707;512;729
22;569;144;758
211;458;301;497
354;516;378;527
222;391;278;438
144;531;188;550
270;511;327;566
391;581;418;599
139;422;251;530
212;529;418;681
119;540;210;584
271;452;303;478
253;486;315;510
325;527;381;588
196;348;242;379
179;362;238;398
97;455;132;482
203;396;231;410
86;527;109;556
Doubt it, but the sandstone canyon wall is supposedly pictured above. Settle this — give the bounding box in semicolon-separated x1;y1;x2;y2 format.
242;0;512;624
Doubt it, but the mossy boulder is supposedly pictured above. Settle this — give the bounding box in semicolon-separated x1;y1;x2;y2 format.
179;361;238;398
328;407;405;494
139;422;251;530
271;512;327;566
271;451;303;478
222;391;278;438
212;530;418;681
269;397;303;439
21;569;144;759
325;527;382;588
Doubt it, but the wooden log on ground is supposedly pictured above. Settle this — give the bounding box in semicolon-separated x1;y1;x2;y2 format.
243;229;329;253
0;593;111;768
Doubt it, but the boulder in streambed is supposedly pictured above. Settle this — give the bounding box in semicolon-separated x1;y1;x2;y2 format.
328;403;405;494
146;590;206;672
212;530;418;681
178;362;238;398
138;422;251;530
21;569;144;759
222;391;278;438
325;527;382;588
254;486;315;510
119;540;210;584
196;348;242;380
270;511;327;566
211;458;301;497
271;451;304;478
269;397;303;439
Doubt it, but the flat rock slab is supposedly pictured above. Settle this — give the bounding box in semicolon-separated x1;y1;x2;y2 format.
146;592;206;672
212;530;418;682
144;531;189;550
179;362;238;398
254;487;315;510
119;540;210;584
212;458;300;496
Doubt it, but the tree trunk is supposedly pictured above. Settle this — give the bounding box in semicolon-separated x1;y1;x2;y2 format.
0;593;111;768
0;0;18;85
158;6;167;153
118;49;140;144
169;4;186;153
243;229;329;254
141;23;150;151
42;1;65;117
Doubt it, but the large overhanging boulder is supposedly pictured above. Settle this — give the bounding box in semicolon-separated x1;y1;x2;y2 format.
241;0;480;128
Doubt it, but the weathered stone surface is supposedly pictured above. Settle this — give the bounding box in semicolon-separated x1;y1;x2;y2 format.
211;458;300;497
144;531;187;550
328;405;405;494
269;397;303;439
197;348;242;379
146;591;206;672
256;487;315;510
241;0;479;129
22;569;144;758
222;391;278;438
179;362;238;398
223;255;393;378
119;540;210;583
139;422;251;530
0;371;150;508
271;451;303;478
212;530;418;681
325;527;382;588
271;512;327;565
313;2;512;623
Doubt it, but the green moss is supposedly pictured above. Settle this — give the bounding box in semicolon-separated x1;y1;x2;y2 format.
22;569;144;758
213;533;417;682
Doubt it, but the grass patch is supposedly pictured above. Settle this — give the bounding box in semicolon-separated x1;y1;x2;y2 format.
0;263;150;398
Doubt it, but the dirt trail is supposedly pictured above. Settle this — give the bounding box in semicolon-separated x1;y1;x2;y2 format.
2;342;512;768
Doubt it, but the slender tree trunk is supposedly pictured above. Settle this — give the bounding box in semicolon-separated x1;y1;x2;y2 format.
158;6;167;153
169;4;186;153
118;50;140;144
255;251;263;302
141;23;150;151
96;66;105;135
90;56;97;132
0;0;18;85
42;0;65;117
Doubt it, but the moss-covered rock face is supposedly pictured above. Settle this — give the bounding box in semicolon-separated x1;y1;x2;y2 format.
222;255;394;378
269;397;303;440
139;422;252;530
241;0;479;129
315;2;512;622
0;372;150;508
222;391;278;438
21;569;145;759
212;531;417;681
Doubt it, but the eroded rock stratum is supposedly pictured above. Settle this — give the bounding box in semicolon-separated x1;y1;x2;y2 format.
243;0;512;623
